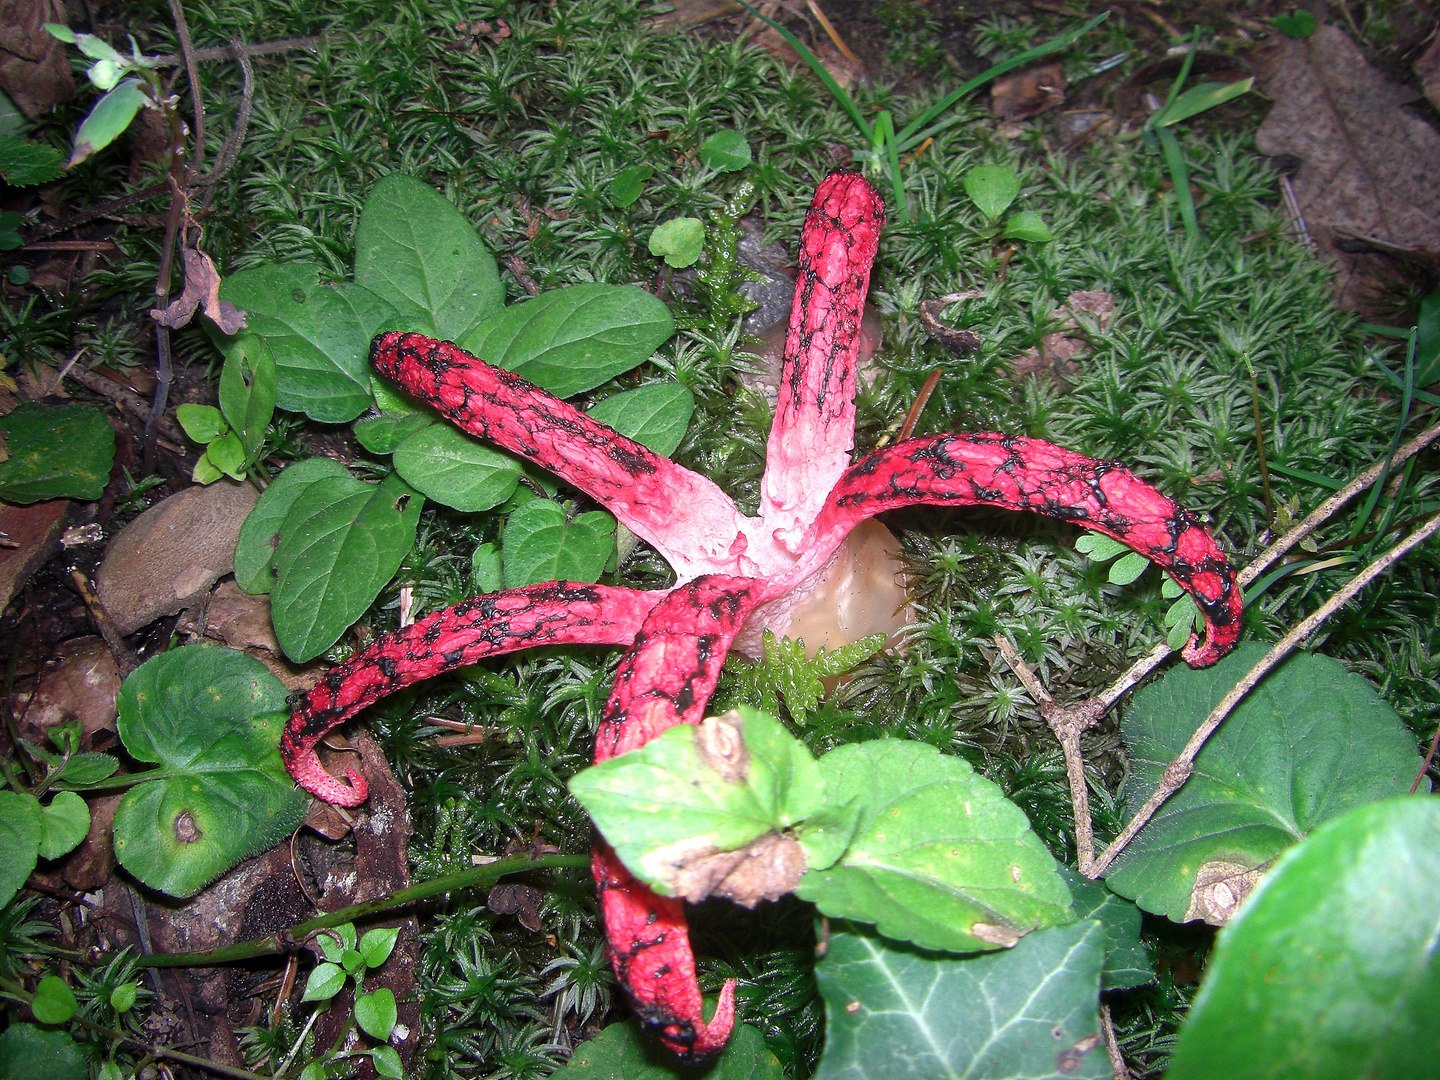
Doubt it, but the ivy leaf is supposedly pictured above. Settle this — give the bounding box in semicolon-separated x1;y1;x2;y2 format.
271;472;424;661
569;707;824;898
301;963;345;1002
219;263;396;424
233;457;352;594
1104;644;1420;922
964;164;1020;220
587;384;695;458
0;790;43;908
111;645;310;897
37;791;90;861
725;630;886;725
391;423;523;512
0;1025;86;1080
796;741;1074;953
1168;797;1440;1079
0;402;116;504
354;173;503;342
1059;868;1153;990
355;988;397;1041
648;217;705;269
459;283;675;399
31;975;77;1024
553;1020;782;1079
814;920;1107;1080
699;129;752;172
501;499;616;589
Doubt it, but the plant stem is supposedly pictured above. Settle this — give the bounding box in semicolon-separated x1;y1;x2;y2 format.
124;854;590;968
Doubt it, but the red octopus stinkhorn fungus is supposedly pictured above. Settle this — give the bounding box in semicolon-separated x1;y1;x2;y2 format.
282;170;1242;1060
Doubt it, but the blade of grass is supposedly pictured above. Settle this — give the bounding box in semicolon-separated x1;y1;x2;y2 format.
1156;125;1199;240
1353;329;1417;551
875;109;908;223
1371;352;1440;408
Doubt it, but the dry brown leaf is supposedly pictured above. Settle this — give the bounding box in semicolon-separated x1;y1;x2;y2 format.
1255;25;1440;308
1011;290;1115;381
0;0;73;118
151;246;248;334
990;61;1065;122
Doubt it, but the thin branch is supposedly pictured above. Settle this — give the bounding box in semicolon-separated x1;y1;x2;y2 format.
1411;716;1440;795
1088;509;1440;877
1100;1003;1130;1080
167;0;205;175
150;35;322;67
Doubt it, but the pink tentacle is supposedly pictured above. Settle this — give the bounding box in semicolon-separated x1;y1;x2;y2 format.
371;332;764;580
760;171;884;548
283;583;666;806
592;576;763;1060
793;434;1242;666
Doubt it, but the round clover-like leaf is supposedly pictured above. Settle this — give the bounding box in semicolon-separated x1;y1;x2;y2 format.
0;402;115;504
586;384;694;458
796;741;1073;953
964;164;1021;220
458;282;675;399
233;456;352;594
553;1020;781;1079
1168;797;1440;1079
0;789;44;909
648;217;704;269
501;499;616;590
391;422;523;512
31;975;77;1025
1104;643;1420;922
112;645;310;897
814;920;1107;1080
355;988;397;1041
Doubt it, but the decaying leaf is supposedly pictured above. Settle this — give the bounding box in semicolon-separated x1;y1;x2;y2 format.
0;0;74;118
1011;289;1115;380
1184;859;1265;927
990;61;1065;122
1254;25;1440;308
150;246;248;334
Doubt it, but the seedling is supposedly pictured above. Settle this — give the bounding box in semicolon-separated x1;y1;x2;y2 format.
298;922;404;1079
963;162;1054;245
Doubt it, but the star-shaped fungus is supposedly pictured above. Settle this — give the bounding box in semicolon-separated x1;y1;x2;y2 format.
282;171;1242;1060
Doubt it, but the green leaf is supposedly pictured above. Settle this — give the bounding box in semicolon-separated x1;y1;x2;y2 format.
31;975;77;1024
587;384;694;458
814;920;1107;1080
208;431;246;480
470;542;502;593
233;457;352;594
110;982;138;1013
219;336;277;463
1059;868;1153;990
501;499;616;589
459;283;675;399
391;423;523;512
37;791;89;861
1003;210;1054;243
0;1025;86;1080
301;962;345;1002
112;645;310;896
355;988;397;1041
699;130;752;172
0;402;116;504
337;922;357;951
1104;643;1420;922
271;472;424;661
796;741;1073;953
1272;9;1318;36
354;173;502;342
44;23;76;43
56;752;119;786
1107;551;1149;586
341;947;365;974
358;926;400;969
219;263;395;423
608;165;654;208
554;1019;782;1079
1151;78;1255;128
1169;797;1440;1079
648;217;705;269
352;412;434;455
0;789;43;908
570;707;824;897
964;164;1020;220
318;927;346;963
192;451;223;485
68;77;147;167
177;404;227;444
1414;284;1440;386
0;135;66;186
1075;532;1128;561
371;1044;404;1079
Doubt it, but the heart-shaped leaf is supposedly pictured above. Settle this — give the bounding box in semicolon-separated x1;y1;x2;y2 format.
1104;643;1419;922
796;741;1073;953
459;283;674;399
37;791;90;861
355;988;397;1041
271;472;424;661
0;402;115;504
1003;210;1053;243
0;790;43;908
1168;797;1440;1079
233;457;352;594
501;499;616;589
608;165;654;208
814;920;1107;1080
31;976;77;1025
964;164;1020;220
359;926;400;968
302;963;344;1002
354;173;502;342
391;422;523;511
586;384;694;458
112;645;309;896
699;129;752;172
219;263;395;423
553;1020;782;1079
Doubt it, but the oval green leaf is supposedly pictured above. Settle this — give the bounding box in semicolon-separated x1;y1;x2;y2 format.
233;457;352;594
69;77;147;167
391;422;523;512
814;920;1107;1080
354;173;503;342
110;982;138;1013
648;217;704;269
301;962;345;1002
37;790;90;861
0;402;116;504
208;431;246;479
459;282;675;399
371;1045;404;1079
1003;210;1053;243
218;335;277;462
0;789;43;909
0;1025;86;1080
352;412;434;455
609;165;654;208
355;988;397;1041
1104;643;1420;922
1168;797;1440;1080
501;499;616;589
112;645;310;896
964;164;1021;220
796;740;1073;953
699;129;752;172
176;403;227;444
359;926;400;968
587;383;694;458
